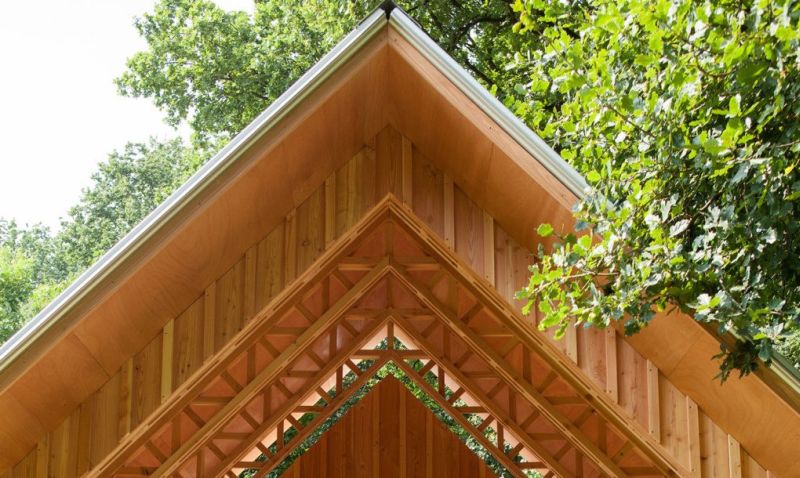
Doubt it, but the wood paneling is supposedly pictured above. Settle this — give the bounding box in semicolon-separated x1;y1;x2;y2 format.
4;127;780;478
283;376;498;477
2;20;795;477
0;29;391;471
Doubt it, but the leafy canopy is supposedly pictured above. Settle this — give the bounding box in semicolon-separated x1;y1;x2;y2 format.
116;0;375;145
115;0;520;144
2;0;799;381
0;0;519;343
511;0;800;379
0;139;200;343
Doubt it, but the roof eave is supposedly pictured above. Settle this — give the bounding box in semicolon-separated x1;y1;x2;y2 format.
0;7;389;379
2;2;798;403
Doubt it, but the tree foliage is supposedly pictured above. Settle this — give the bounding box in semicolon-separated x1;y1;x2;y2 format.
511;0;800;378
0;247;34;342
116;0;520;143
0;139;199;343
116;0;376;145
59;139;201;274
2;0;799;381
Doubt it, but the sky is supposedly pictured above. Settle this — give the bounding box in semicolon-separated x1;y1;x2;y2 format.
0;0;254;229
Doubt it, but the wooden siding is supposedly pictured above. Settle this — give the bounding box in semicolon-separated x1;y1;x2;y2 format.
281;376;498;477
0;126;775;478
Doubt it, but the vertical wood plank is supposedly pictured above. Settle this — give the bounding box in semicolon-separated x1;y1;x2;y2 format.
605;328;618;402
699;412;730;477
118;358;133;439
728;435;742;478
76;401;91;475
399;383;407;478
647;359;661;439
686;396;702;477
284;209;297;283
564;326;578;364
659;377;690;465
215;260;244;350
402;136;413;205
243;246;257;321
426;411;433;478
255;224;285;312
160;319;174;403
375;126;402;199
453;187;485;277
324;175;336;247
372;384;380;478
131;335;162;428
173;299;204;388
483;211;495;286
443;173;454;248
411;149;444;236
615;338;650;430
35;434;49;478
295;189;324;273
203;282;216;359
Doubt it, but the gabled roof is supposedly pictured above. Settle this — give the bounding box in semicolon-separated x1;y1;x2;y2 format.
0;3;798;476
0;6;585;376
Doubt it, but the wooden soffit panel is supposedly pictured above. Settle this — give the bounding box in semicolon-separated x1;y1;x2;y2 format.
0;28;391;470
385;26;577;251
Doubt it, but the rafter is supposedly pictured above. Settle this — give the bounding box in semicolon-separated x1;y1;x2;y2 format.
92;196;684;478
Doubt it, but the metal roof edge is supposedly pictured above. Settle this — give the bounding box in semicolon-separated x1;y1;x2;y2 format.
0;8;389;378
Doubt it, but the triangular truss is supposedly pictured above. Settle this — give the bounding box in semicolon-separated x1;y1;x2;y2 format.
90;196;684;478
219;325;543;478
275;373;504;477
243;346;518;477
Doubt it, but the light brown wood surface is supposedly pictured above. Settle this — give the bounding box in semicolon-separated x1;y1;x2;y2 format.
0;21;796;478
281;376;499;478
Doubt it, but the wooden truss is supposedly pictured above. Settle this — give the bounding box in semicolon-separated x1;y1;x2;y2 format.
90;196;687;478
218;326;543;478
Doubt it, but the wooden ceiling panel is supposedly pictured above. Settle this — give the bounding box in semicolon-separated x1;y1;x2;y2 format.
0;31;390;464
10;333;108;427
386;27;578;250
0;392;45;470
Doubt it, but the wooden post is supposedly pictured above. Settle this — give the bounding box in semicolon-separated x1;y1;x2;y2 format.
604;329;618;402
161;319;175;403
401;136;413;205
647;360;660;439
686;396;701;477
443;174;454;248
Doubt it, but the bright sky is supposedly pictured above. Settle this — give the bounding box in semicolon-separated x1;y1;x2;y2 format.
0;0;254;229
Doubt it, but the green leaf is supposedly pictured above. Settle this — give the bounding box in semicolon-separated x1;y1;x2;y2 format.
729;95;741;117
537;223;554;237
